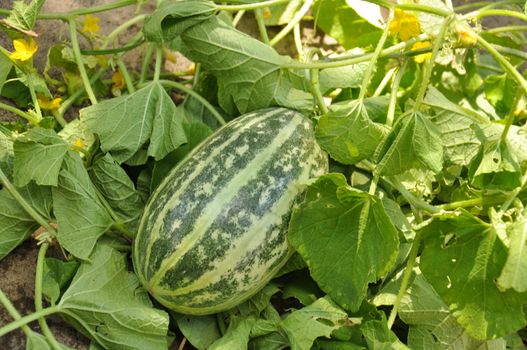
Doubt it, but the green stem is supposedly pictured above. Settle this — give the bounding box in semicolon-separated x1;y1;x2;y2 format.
93;189;133;240
359;8;393;101
254;8;270;44
293;23;304;61
232;10;246;27
0;305;61;337
468;9;527;22
58;68;105;117
437;197;483;210
116;59;136;93
486;25;527;34
0;168;57;235
27;77;43;123
386;60;407;127
0;102;39;124
140;44;155;85
282;34;430;69
35;243;62;350
501;90;523;143
157;80;227;126
216;0;289;11
103;14;146;47
33;0;137;20
497;174;527;215
80;40;144;55
0;289;33;337
69;18;97;105
386;177;442;213
387;229;422;329
306;49;328;114
154;47;163;82
269;0;313;47
373;67;396;97
365;0;451;17
475;32;527;96
413;16;454;111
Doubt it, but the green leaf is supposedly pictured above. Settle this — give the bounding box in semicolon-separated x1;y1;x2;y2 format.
375;111;444;176
280;297;348;350
89;153;144;233
180;16;313;114
468;138;521;191
263;0;302;25
400;273;510;350
151;122;212;189
0;182;51;261
288;173;399;311
58;118;95;151
52;152;113;259
0;54;13;93
174;314;221;350
313;0;382;49
209;317;257;350
282;274;321;306
315;101;387;165
0;188;38;261
361;314;409;350
318;61;369;94
42;257;79;304
484;74;517;116
58;244;170;350
13;127;68;187
81;82;187;163
497;218;527;292
420;212;527;339
0;0;45;36
143;0;216;43
0;130;14;179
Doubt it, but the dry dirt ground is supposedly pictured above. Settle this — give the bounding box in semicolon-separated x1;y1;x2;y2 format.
0;0;520;349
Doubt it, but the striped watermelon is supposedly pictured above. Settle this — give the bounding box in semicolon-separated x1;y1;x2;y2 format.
133;108;328;315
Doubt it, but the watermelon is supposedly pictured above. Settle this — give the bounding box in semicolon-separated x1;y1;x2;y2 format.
133;108;328;315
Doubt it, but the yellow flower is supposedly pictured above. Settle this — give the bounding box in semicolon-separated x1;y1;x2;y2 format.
37;93;62;110
69;138;85;152
111;71;125;90
412;41;432;63
389;9;421;41
82;14;100;34
9;38;37;61
458;29;477;46
263;8;272;19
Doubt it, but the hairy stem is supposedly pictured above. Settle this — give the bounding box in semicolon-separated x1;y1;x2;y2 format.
0;306;61;337
0;168;57;236
216;0;289;12
0;289;33;337
0;102;39;124
254;8;270;44
69;18;97;105
157;80;226;126
269;0;314;47
35;243;62;350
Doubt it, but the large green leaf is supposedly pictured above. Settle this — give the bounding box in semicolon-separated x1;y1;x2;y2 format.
42;257;79;304
0;0;45;37
209;317;257;350
468;138;522;191
0;130;14;178
420;212;527;340
13;127;68;187
375;111;444;176
313;0;382;49
52;152;113;259
174;314;221;350
0;182;51;261
318;61;369;94
315;101;387;165
361;315;409;350
280;297;348;350
497;218;527;292
400;273;512;350
81;82;187;163
179;16;313;114
0;54;12;93
143;0;216;43
288;173;399;311
89;153;144;233
0;188;38;260
58;244;170;350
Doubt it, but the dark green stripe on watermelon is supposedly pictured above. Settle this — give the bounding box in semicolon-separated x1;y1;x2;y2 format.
133;108;327;315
